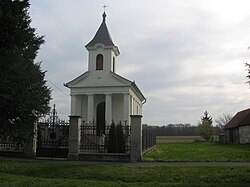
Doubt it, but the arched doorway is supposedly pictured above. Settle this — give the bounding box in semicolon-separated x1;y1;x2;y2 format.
96;102;105;136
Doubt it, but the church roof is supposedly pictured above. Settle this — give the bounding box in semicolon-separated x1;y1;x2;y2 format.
111;72;146;102
64;71;146;102
85;12;116;48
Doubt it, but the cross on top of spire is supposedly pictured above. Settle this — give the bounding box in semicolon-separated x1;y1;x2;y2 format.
102;4;107;22
102;4;107;11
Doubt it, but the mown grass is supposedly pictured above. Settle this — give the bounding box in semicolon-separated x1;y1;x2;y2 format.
0;160;250;186
143;142;250;162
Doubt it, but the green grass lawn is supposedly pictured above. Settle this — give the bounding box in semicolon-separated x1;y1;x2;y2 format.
0;160;250;186
0;142;250;186
143;142;250;162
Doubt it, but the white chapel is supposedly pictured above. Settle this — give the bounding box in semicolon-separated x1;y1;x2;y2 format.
65;12;146;135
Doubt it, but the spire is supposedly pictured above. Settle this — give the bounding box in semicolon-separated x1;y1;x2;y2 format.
85;12;115;48
102;11;106;22
102;4;107;22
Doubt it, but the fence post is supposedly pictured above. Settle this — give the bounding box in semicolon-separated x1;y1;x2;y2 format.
23;119;37;159
130;115;142;162
68;115;81;160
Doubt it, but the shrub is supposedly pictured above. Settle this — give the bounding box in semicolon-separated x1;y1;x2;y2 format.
107;121;116;153
198;111;213;141
107;121;126;153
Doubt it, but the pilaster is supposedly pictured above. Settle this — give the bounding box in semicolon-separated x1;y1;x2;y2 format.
123;93;130;125
87;94;94;124
105;94;112;125
70;95;81;116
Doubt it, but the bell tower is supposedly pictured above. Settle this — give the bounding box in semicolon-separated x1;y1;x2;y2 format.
65;11;146;137
85;12;120;73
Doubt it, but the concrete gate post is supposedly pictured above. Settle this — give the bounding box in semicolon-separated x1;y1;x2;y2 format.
23;119;37;159
68;115;81;160
130;115;143;162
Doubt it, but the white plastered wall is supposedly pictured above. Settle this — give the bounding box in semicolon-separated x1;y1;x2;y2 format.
112;94;124;124
129;89;143;115
239;125;250;144
88;45;117;73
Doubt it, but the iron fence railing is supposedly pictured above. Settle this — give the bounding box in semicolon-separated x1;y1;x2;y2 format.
80;124;131;153
142;127;156;152
0;142;24;152
38;140;69;148
37;122;69;149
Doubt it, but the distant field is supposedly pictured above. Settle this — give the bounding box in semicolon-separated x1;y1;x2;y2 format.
156;136;203;143
144;142;250;162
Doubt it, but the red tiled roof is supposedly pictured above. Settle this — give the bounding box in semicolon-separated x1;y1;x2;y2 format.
224;108;250;129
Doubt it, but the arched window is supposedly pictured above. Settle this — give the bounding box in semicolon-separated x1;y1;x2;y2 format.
96;54;103;70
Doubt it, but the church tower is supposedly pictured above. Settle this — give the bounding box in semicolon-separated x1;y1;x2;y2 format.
65;12;145;133
85;12;119;73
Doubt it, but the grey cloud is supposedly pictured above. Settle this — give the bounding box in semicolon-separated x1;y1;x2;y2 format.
30;0;250;124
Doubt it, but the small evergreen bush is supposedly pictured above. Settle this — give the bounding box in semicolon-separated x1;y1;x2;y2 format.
107;121;126;153
107;121;116;153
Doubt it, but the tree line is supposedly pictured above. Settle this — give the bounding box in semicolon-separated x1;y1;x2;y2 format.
143;123;223;137
143;112;231;140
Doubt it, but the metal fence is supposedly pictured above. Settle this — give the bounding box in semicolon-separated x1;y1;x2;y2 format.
80;123;131;153
142;126;156;152
0;140;24;157
36;121;69;158
37;122;69;149
0;142;23;152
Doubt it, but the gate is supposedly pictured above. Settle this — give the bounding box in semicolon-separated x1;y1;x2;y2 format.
36;105;69;158
36;121;69;158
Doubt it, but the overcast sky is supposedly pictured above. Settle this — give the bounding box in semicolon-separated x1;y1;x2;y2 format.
30;0;250;125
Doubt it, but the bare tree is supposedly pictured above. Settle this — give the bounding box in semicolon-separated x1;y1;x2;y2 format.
215;113;233;128
245;63;250;85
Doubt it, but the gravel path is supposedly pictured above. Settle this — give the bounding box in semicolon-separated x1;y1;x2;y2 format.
1;156;250;166
125;161;250;166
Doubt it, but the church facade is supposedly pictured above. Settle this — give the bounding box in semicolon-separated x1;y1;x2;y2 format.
65;12;146;134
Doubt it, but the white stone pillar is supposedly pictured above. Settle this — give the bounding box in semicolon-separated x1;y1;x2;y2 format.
123;93;130;125
131;97;134;115
71;95;81;116
76;95;81;116
70;95;77;116
105;93;112;125
87;94;94;124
